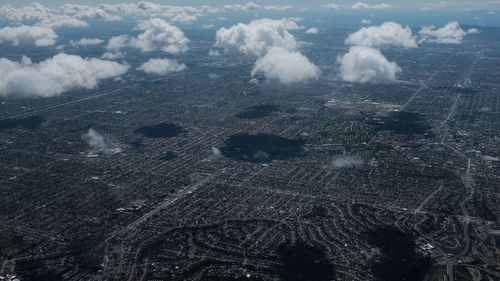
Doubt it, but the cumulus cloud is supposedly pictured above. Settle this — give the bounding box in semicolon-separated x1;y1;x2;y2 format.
106;18;189;55
102;51;124;60
323;4;340;9
0;2;299;27
0;25;57;46
130;18;189;53
215;19;319;84
82;129;120;153
0;54;129;98
70;37;104;47
0;2;218;32
214;18;300;57
138;58;186;75
467;28;480;34
0;4;88;29
0;3;56;23
331;156;364;169
263;5;294;11
337;46;401;83
419;21;478;44
202;23;215;29
252;47;320;84
222;2;293;12
346;21;417;48
361;19;372;24
306;28;319;34
223;2;261;12
352;2;393;9
106;35;129;51
206;147;223;160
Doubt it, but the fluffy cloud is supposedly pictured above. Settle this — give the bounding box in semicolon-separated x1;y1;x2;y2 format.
0;54;129;98
70;37;104;47
40;15;89;29
0;3;55;23
263;5;294;11
419;21;478;44
223;2;293;12
131;18;189;53
0;2;300;28
306;28;319;34
0;2;216;28
323;4;340;9
106;18;189;54
214;18;299;57
252;47;320;84
331;156;364;169
223;2;261;12
352;2;393;9
102;51;124;60
215;19;319;84
346;22;417;48
82;129;120;152
106;35;129;51
0;25;57;46
337;46;401;83
138;58;186;75
0;4;88;28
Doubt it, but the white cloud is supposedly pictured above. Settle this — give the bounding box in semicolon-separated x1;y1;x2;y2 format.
60;2;211;23
138;58;186;75
0;3;55;23
214;18;299;57
131;18;189;54
263;5;294;11
106;35;129;51
207;147;223;160
352;2;393;9
0;25;57;46
252;47;320;85
39;15;88;29
106;18;189;54
0;53;129;98
0;4;88;28
323;4;340;9
208;49;221;56
70;37;104;47
0;2;214;28
59;4;123;21
467;28;480;34
223;2;261;11
202;23;215;29
361;19;372;24
419;21;475;44
306;28;319;34
337;46;401;83
82;129;120;152
331;156;364;169
102;51;124;60
215;18;319;85
346;21;417;48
